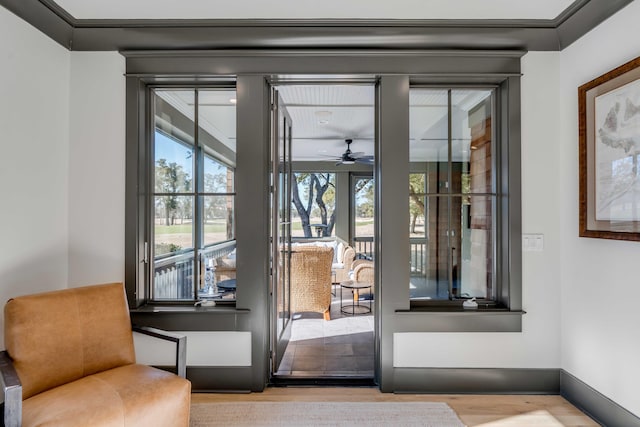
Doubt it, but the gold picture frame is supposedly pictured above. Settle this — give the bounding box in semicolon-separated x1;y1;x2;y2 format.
579;56;640;241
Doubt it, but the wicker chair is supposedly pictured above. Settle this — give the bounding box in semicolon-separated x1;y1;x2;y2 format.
290;245;334;320
332;245;356;283
351;260;374;301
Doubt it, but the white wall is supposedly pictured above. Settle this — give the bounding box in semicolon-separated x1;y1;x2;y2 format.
558;1;640;418
0;8;71;346
68;52;126;286
394;52;563;369
134;331;252;366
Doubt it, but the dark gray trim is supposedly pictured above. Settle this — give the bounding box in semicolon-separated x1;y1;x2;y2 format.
393;310;523;332
130;309;251;331
72;25;559;51
125;77;147;308
187;366;254;392
376;76;410;392
0;0;632;51
235;75;272;392
394;368;560;394
561;370;640;427
555;0;634;49
123;50;524;77
502;76;523;311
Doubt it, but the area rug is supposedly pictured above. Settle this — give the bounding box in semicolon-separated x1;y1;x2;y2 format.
190;401;465;426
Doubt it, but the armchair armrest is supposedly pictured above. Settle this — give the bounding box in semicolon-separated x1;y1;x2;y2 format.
0;351;22;427
132;326;187;379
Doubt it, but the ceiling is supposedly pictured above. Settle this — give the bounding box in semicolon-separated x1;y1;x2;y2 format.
53;0;575;20
2;0;631;51
277;85;375;162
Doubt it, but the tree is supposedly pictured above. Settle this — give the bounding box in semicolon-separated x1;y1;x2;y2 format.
409;174;425;234
354;178;374;218
291;173;335;237
155;159;190;226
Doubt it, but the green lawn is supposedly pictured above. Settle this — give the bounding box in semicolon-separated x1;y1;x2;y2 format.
155;219;374;234
289;219;373;231
155;223;225;234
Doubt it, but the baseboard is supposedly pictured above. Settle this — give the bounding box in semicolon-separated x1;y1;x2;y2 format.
560;370;640;427
270;376;376;387
392;368;560;394
187;366;255;392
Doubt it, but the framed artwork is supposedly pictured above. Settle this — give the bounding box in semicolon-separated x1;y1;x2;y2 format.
579;56;640;241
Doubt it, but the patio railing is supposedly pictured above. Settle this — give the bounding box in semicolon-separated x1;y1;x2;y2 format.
353;237;374;260
153;240;236;300
353;236;428;276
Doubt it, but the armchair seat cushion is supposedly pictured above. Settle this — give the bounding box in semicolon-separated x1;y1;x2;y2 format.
23;364;191;427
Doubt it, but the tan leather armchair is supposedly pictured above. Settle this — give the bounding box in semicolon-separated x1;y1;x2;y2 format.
1;283;191;427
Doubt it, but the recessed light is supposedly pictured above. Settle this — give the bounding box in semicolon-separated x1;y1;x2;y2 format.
229;98;237;104
315;110;332;124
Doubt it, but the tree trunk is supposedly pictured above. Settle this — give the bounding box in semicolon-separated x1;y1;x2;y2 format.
291;173;312;237
312;175;330;236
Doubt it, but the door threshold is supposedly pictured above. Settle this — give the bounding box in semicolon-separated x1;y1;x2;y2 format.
270;376;376;387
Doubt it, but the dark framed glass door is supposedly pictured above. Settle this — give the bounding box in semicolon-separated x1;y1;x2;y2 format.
270;88;293;374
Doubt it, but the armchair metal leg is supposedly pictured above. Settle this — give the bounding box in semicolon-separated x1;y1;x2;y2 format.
132;326;188;379
0;351;22;427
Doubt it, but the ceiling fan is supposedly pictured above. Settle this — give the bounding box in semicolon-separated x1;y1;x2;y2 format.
325;139;374;165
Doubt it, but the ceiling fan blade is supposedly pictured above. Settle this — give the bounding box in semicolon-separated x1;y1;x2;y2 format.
355;156;374;165
316;153;341;159
350;152;365;158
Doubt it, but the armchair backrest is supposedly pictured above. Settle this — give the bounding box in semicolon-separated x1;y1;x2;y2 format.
4;283;136;399
342;246;356;268
353;260;375;285
290;246;334;314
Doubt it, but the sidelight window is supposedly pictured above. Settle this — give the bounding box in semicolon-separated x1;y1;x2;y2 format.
151;88;237;302
409;88;496;302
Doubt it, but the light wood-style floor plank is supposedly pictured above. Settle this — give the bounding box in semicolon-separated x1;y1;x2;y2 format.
192;388;598;426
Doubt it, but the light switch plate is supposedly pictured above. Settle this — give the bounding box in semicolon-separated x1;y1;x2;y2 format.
522;233;544;252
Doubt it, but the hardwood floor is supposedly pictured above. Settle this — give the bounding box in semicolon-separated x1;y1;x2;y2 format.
192;388;599;426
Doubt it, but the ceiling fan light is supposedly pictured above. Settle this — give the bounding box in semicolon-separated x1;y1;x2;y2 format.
342;160;355;165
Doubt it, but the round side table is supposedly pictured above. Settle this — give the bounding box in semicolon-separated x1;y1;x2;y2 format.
340;280;372;315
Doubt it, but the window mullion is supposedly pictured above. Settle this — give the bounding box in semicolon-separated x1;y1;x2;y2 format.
193;89;201;300
447;89;454;300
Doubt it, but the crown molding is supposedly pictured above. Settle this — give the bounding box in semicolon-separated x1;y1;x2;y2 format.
0;0;633;51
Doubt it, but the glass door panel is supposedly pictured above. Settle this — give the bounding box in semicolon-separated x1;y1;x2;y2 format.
271;89;293;374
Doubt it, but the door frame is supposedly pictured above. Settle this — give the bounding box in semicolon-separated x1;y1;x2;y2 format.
267;78;380;384
270;87;294;376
